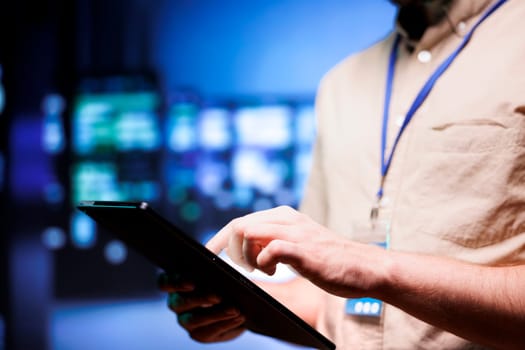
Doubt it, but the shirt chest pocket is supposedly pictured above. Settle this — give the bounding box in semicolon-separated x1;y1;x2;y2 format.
425;116;525;152
401;113;525;249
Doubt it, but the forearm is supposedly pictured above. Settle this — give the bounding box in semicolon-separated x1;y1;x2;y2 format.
377;251;525;350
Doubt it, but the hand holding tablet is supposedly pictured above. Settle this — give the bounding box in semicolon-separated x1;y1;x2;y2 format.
77;201;335;350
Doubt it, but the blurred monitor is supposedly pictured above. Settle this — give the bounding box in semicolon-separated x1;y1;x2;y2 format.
71;76;162;206
163;99;316;243
57;83;317;300
55;74;163;299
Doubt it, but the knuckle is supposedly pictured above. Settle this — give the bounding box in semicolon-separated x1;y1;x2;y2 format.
230;218;245;233
277;205;303;221
276;205;292;213
294;210;308;222
242;226;256;240
265;240;282;255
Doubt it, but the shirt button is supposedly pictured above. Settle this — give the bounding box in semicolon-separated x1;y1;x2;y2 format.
395;115;405;127
457;21;468;35
417;50;432;63
380;196;391;208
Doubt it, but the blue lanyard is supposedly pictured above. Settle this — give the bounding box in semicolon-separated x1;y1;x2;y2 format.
375;0;508;212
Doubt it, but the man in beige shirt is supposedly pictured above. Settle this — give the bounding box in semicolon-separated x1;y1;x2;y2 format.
160;0;525;349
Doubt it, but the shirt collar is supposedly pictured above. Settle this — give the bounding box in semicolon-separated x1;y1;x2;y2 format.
396;0;496;52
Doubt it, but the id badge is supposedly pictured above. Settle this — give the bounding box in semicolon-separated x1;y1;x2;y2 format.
345;220;390;318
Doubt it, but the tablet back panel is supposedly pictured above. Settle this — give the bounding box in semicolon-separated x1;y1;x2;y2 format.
77;201;335;350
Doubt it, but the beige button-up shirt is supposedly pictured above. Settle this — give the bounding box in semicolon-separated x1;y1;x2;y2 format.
301;0;525;348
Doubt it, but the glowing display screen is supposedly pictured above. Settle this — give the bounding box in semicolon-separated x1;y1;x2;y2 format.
73;93;161;154
63;82;316;299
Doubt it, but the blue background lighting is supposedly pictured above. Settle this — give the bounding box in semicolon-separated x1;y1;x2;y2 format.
2;1;396;349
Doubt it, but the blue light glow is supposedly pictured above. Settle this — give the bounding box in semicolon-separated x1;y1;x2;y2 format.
71;212;97;249
274;188;296;207
160;100;318;227
179;201;201;222
253;197;274;212
73;93;160;154
42;94;66;154
72;162;120;204
152;0;396;96
70;90;318;237
42;227;67;250
43;182;65;204
51;299;299;350
232;186;254;208
0;64;4;114
167;186;188;205
295;105;316;146
10;116;55;201
198;107;232;150
168;117;196;151
167;103;198;152
213;189;235;210
119;181;161;202
115;111;161;151
196;159;228;196
234;106;292;148
0;313;4;350
232;150;284;194
73;102;114;154
294;150;314;199
104;240;127;265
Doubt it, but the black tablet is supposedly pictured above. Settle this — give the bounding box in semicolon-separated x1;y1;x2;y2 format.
77;201;335;350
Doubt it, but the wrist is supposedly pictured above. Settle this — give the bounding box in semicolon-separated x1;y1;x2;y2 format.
369;248;399;301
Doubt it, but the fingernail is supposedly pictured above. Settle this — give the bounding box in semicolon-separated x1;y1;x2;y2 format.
168;293;182;307
178;312;192;325
226;308;240;317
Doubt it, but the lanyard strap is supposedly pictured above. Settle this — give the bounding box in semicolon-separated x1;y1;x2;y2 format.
376;0;508;204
